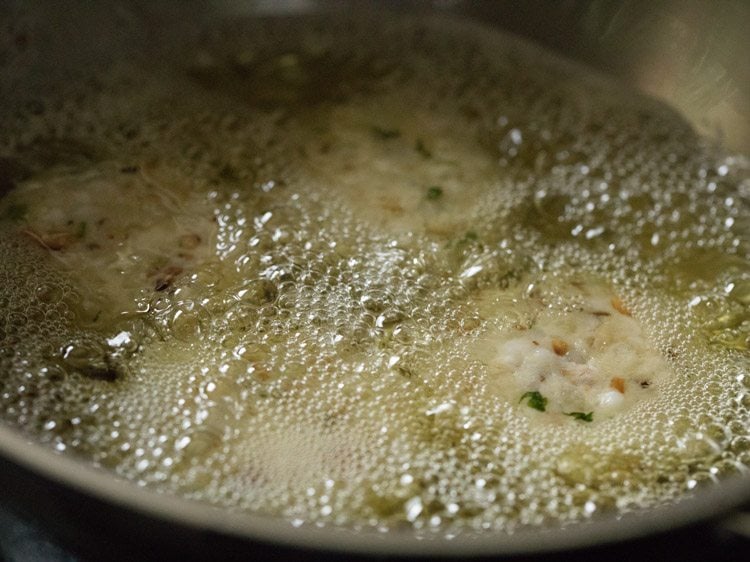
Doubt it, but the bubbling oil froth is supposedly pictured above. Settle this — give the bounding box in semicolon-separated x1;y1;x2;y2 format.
0;13;748;535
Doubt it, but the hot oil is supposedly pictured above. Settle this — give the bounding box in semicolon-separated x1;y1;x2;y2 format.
0;14;748;533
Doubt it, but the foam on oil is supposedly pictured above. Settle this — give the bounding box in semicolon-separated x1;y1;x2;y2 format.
0;13;748;534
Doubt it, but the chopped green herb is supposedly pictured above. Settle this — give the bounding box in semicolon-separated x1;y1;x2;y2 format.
4;203;27;222
565;411;593;422
462;230;478;242
76;221;87;239
520;391;547;412
371;126;401;140
415;138;432;158
426;186;443;200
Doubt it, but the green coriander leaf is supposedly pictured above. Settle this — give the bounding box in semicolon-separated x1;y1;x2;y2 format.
564;411;593;422
520;391;547;412
426;186;443;200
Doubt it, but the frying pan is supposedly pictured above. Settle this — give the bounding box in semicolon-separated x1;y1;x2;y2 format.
1;1;749;560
